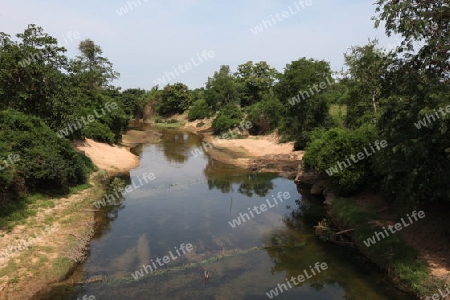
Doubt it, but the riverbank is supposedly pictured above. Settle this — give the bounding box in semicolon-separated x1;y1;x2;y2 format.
0;139;140;299
180;116;450;298
182;118;304;177
306;183;450;298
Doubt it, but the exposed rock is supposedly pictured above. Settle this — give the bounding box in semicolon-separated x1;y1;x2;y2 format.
323;188;336;205
294;161;325;185
311;180;328;195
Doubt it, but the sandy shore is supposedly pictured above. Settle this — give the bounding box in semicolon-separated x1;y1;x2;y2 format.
183;119;303;177
0;139;140;299
0;122;303;298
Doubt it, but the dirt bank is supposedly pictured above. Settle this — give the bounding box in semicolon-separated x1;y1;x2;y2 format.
183;119;303;177
75;138;141;173
0;139;140;299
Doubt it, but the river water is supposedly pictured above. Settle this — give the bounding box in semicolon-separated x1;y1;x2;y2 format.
35;126;411;300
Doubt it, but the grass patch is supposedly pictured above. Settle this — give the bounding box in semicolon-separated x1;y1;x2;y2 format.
69;183;93;194
332;197;378;227
154;122;183;128
332;197;437;297
51;256;73;280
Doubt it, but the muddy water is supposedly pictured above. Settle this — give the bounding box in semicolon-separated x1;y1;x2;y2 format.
35;126;411;300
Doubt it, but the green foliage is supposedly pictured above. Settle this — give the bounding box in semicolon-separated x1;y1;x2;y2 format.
276;57;335;149
341;40;394;128
234;61;278;106
119;88;147;119
0;109;94;193
373;0;449;82
109;177;126;193
188;99;211;121
332;197;433;296
211;104;243;134
246;92;283;134
83;121;115;144
156;83;192;116
205;65;242;111
302;125;378;194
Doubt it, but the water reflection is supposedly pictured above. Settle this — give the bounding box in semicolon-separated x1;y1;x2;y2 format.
32;125;412;300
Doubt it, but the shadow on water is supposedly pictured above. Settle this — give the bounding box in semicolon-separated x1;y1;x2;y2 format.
33;125;412;300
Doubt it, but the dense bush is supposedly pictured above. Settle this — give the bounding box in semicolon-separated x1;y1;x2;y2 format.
0;109;95;194
188;99;211;121
211;104;243;134
302;125;378;194
246;93;283;134
156;83;192;116
83;121;115;144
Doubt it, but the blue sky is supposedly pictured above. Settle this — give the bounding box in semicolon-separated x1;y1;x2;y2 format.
1;0;400;90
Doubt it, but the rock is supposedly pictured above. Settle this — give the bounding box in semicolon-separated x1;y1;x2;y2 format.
294;161;325;185
323;188;336;205
311;180;328;195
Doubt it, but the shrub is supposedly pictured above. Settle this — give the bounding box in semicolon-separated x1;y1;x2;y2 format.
211;104;243;134
83;121;115;144
0;109;95;194
188;99;211;121
167;119;179;123
302;125;378;194
246;94;283;134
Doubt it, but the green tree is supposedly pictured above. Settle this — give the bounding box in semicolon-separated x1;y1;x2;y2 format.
204;65;242;111
370;0;450;209
211;104;243;134
342;40;395;128
156;83;192;116
276;57;334;149
235;61;278;106
373;0;449;82
246;91;283;134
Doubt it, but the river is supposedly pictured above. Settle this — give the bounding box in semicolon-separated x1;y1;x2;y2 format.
34;126;411;300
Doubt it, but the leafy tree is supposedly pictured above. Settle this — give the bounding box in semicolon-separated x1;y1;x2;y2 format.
69;39;119;92
156;83;192;116
0;109;95;193
373;0;449;82
370;0;450;209
211;104;243;134
276;57;334;149
342;40;395;128
0;25;74;130
235;61;278;106
246;91;283;134
188;99;211;121
302;125;378;194
120;88;147;119
204;65;242;110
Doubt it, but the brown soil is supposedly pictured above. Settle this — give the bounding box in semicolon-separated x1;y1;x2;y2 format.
0;139;140;299
183;119;304;177
121;130;162;147
352;191;450;284
75;138;140;173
